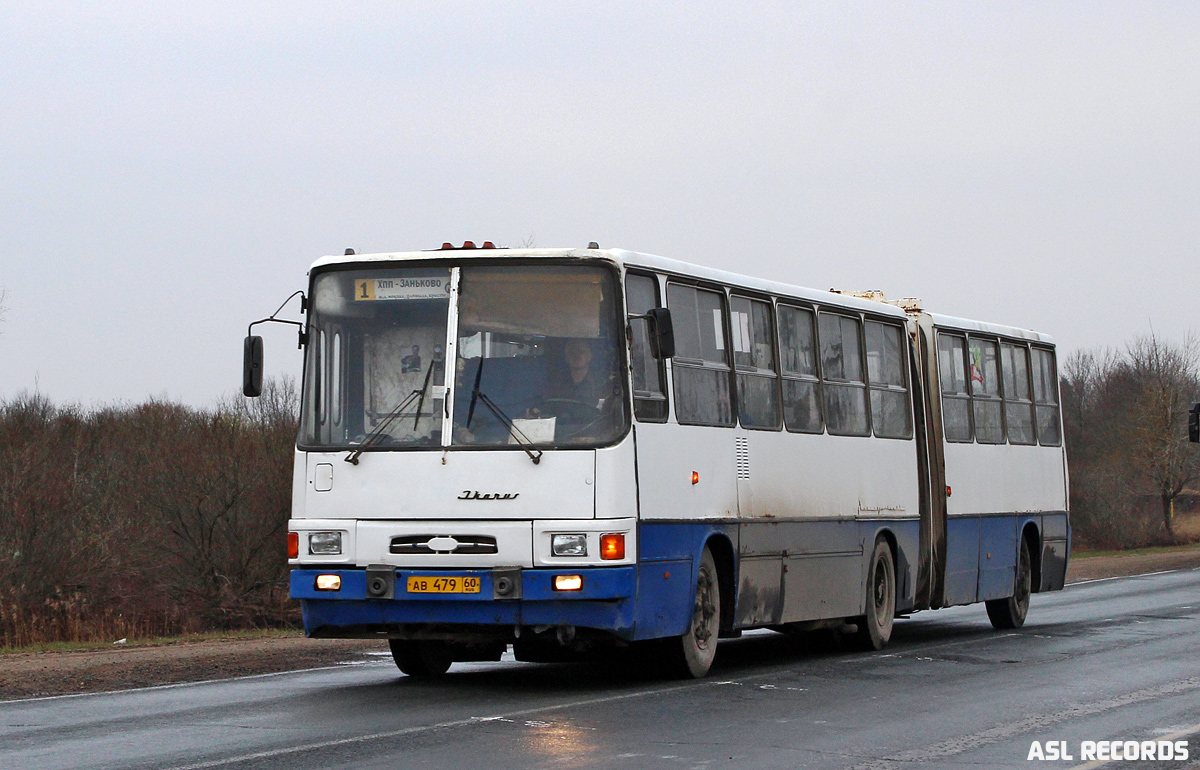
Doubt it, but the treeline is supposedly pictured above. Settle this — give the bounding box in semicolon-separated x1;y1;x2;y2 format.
0;380;298;647
1062;334;1200;549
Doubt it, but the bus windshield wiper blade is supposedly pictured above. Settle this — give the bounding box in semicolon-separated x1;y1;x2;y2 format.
345;362;435;465
471;390;543;465
465;355;485;429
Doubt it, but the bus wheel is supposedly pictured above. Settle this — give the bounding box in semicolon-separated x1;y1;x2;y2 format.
666;546;721;678
986;537;1032;630
855;538;896;651
389;639;452;677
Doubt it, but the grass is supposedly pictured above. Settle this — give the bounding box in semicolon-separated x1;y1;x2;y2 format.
1071;541;1200;559
0;627;303;656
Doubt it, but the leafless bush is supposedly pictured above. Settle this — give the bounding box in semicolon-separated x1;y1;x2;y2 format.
0;379;300;647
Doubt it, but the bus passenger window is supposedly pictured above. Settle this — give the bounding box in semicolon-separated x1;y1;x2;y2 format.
731;296;781;430
1002;342;1036;445
625;274;668;421
969;337;1004;444
778;305;822;433
818;312;869;436
666;284;733;427
865;321;912;439
937;332;972;442
1032;347;1062;446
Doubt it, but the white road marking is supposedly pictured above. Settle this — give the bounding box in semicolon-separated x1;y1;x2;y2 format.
158;679;716;770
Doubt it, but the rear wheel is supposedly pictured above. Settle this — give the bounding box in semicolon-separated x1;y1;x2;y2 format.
854;538;896;651
389;639;453;677
986;537;1032;629
664;546;721;678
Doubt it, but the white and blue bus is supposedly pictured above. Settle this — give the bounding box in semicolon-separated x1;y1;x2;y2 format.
244;244;1069;678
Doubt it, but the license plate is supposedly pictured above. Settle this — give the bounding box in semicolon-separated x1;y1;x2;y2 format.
406;576;481;594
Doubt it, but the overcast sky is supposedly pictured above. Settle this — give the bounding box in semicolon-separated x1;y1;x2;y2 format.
2;2;1197;408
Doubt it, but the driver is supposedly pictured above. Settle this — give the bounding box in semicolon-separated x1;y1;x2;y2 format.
547;338;612;408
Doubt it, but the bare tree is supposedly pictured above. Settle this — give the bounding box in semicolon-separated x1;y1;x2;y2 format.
1124;333;1200;541
1062;335;1200;548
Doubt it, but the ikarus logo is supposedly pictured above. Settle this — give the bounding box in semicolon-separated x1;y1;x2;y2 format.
457;490;520;501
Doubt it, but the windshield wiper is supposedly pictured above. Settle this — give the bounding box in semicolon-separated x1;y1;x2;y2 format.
470;390;544;465
345;362;436;465
465;359;542;465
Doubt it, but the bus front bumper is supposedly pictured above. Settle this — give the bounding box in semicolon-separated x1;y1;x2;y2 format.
290;567;640;639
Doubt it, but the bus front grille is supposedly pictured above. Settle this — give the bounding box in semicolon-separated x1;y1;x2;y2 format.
390;535;499;555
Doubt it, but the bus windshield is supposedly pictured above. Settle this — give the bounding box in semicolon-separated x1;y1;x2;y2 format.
300;262;628;450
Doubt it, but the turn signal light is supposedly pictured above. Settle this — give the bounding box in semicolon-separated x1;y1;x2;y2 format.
691;471;699;485
287;532;299;559
554;575;583;591
600;533;625;560
315;574;341;591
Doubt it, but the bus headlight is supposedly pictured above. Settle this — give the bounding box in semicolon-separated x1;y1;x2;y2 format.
309;531;343;555
551;534;588;557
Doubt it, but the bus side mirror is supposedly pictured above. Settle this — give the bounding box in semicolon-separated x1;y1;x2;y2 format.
243;335;264;397
646;307;675;359
1190;402;1200;443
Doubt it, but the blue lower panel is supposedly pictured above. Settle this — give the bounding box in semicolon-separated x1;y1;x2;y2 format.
977;516;1018;602
293;567;649;641
944;517;981;606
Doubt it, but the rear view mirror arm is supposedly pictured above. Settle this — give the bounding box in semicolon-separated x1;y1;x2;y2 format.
247;290;308;348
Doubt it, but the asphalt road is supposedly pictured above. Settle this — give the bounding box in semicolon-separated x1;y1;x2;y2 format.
5;568;1200;770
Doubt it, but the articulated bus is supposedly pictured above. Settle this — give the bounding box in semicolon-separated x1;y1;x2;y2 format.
243;244;1069;678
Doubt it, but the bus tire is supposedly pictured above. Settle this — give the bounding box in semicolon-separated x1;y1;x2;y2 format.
389;639;453;677
665;546;721;678
855;538;896;651
986;536;1031;630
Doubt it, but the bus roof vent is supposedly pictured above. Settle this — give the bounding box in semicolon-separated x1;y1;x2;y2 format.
828;290;924;315
830;289;888;303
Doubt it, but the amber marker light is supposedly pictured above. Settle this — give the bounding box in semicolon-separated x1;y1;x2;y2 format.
287;532;299;559
600;533;626;560
553;575;583;591
691;471;699;485
315;574;342;591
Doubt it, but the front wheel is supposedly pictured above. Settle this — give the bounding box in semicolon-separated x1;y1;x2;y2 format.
663;546;721;678
389;639;453;677
986;537;1032;629
854;538;896;651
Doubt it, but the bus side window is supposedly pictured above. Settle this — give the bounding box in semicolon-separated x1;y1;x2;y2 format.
969;337;1004;444
865;321;912;439
731;296;781;430
1032;347;1062;446
937;332;972;442
625;273;669;421
778;304;822;433
818;311;869;436
666;283;734;427
1002;342;1036;445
